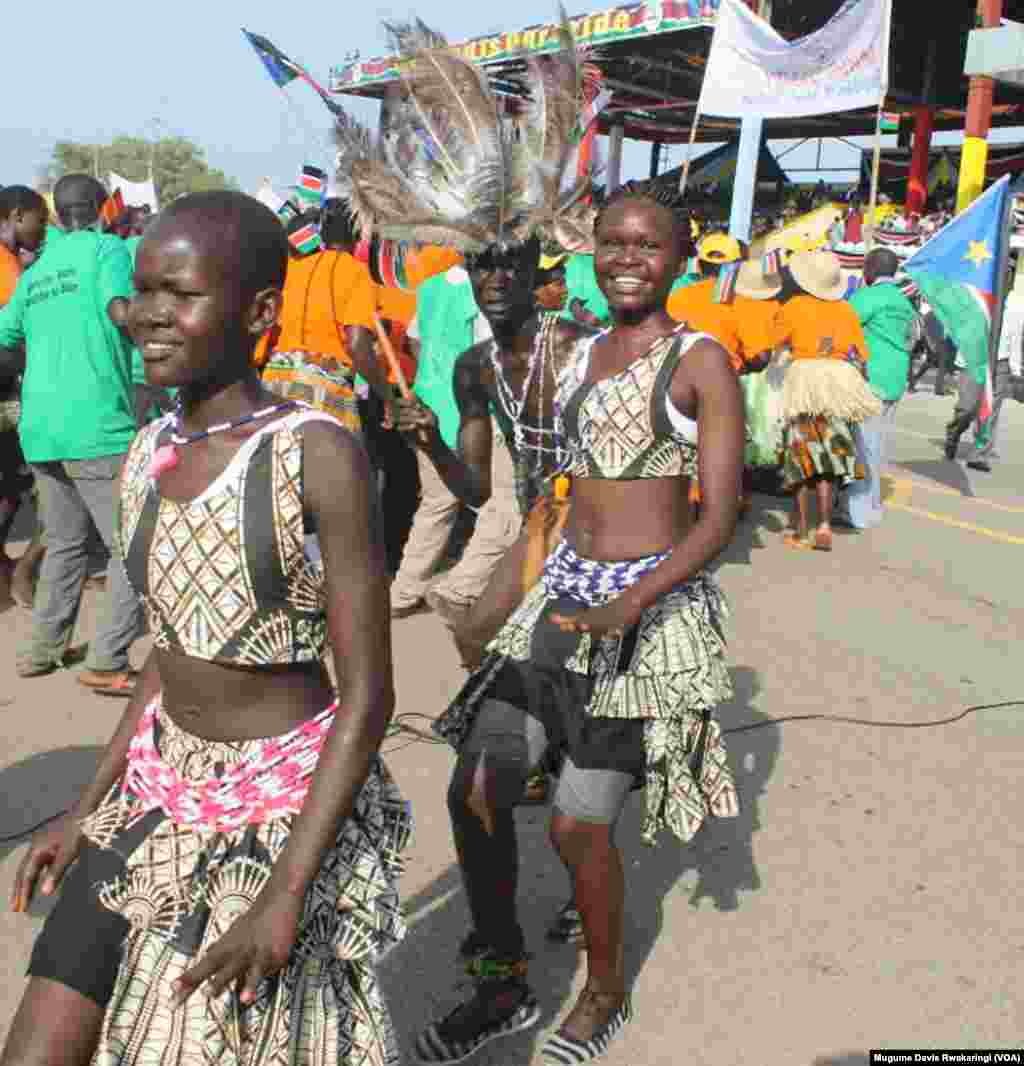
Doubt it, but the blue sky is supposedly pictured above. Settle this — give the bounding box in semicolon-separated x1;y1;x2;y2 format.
5;0;1020;197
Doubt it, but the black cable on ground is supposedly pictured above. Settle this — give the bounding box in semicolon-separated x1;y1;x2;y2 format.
1;701;1020;844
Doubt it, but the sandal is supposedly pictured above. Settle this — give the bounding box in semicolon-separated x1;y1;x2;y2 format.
77;669;138;698
813;528;833;552
541;997;633;1064
782;532;812;550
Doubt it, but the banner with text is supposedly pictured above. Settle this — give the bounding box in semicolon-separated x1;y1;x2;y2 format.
698;0;891;119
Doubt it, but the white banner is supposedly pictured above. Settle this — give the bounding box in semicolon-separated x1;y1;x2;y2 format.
108;171;159;212
698;0;892;119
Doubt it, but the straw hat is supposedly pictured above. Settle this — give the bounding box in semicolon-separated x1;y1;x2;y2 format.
698;233;742;264
735;259;782;300
787;250;846;302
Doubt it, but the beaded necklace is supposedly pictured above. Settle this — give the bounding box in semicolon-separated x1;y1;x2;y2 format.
489;314;566;482
148;400;300;478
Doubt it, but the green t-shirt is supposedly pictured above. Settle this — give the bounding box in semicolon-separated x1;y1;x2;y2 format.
411;270;484;450
849;281;917;403
0;230;136;461
124;236;147;387
560;254;609;323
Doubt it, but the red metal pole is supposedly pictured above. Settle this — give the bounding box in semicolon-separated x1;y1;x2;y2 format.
957;0;1004;212
905;107;935;217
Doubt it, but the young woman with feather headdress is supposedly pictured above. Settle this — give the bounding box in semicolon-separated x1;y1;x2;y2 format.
341;16;745;1066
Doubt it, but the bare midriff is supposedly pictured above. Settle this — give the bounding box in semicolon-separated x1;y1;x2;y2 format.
565;476;693;561
157;649;334;742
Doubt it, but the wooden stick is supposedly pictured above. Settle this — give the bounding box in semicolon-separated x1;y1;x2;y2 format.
371;311;412;399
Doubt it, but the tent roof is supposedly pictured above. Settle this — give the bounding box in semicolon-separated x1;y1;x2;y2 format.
331;0;1024;144
656;137;789;189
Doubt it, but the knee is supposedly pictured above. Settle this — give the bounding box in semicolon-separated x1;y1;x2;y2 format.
549;814;611;868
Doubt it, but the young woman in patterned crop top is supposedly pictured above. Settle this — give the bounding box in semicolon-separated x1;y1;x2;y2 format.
414;185;746;1066
5;192;411;1066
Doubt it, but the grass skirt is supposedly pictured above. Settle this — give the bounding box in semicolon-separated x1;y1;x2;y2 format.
435;570;739;846
78;700;412;1066
782;358;882;423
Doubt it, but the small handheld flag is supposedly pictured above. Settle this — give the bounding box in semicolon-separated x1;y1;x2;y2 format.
295;165;326;208
287;221;322;256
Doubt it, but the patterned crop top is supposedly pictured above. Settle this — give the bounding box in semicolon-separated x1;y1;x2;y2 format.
558;327;705;481
118;408;336;667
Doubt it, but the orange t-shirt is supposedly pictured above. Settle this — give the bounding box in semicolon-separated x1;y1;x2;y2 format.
0;245;21;307
668;280;740;359
405;245;463;290
273;250;377;363
772;295;868;367
668;279;781;372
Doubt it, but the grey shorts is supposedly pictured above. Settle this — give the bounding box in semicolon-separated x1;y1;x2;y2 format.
463;697;641;825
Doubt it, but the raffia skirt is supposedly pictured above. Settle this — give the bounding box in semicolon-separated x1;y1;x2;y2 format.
63;699;412;1066
434;552;739;846
780;359;879;490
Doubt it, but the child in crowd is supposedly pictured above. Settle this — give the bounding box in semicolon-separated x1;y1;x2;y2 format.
4;191;410;1066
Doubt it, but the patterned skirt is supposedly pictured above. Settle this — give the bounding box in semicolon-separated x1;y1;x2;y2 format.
781;413;863;490
434;544;739;846
261;350;362;436
76;698;412;1066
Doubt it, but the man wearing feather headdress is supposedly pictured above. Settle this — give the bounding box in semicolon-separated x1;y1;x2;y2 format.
339;16;626;1063
337;16;598;558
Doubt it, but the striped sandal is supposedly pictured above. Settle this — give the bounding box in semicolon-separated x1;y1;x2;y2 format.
416;955;540;1064
541;997;633;1064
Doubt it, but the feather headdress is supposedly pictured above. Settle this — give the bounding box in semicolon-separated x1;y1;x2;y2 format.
339;9;595;253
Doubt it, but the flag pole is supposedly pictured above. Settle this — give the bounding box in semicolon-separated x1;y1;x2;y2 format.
278;86;336;178
865;104;885;251
981;177;1015;444
865;0;894;251
678;107;702;197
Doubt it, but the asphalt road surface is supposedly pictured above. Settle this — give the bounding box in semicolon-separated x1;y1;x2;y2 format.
1;380;1021;1064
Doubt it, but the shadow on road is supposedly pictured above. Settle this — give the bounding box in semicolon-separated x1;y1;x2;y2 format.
381;665;780;1063
896;458;974;497
718;496;789;568
0;746;102;868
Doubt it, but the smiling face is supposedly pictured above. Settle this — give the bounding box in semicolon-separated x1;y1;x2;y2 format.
466;239;539;337
594;198;684;316
129;219;280;392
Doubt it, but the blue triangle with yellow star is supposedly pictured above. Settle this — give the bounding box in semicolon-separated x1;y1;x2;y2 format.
904;175;1011;300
